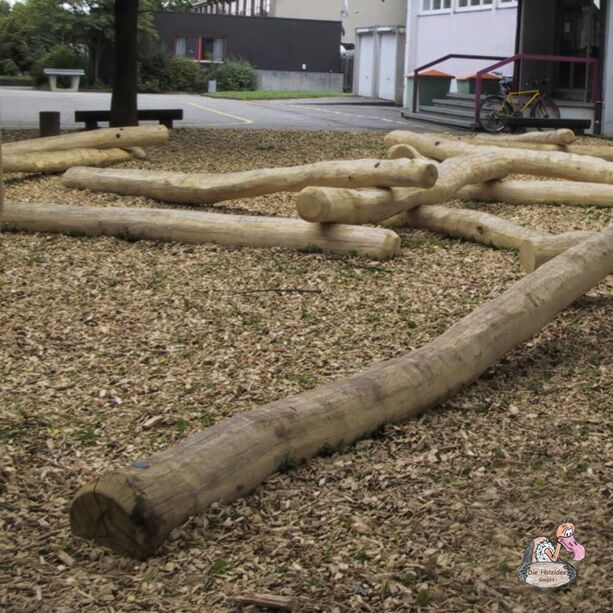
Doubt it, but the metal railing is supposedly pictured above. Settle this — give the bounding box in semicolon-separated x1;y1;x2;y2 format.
411;53;602;132
411;54;507;114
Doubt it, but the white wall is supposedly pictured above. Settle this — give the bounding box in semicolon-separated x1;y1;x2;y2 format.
272;0;407;44
406;0;518;86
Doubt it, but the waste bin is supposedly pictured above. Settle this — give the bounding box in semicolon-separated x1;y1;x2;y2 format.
456;72;501;96
404;69;454;109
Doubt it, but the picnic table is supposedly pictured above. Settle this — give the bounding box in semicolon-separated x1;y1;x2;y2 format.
43;68;85;92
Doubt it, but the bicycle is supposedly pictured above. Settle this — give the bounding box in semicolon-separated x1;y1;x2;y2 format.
478;76;560;133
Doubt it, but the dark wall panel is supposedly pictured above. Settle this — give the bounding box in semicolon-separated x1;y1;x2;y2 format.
153;13;342;73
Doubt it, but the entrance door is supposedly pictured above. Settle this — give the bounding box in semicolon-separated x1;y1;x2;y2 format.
377;33;397;101
556;0;602;99
357;34;374;97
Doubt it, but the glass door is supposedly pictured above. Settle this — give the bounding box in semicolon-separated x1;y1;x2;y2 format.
556;0;602;99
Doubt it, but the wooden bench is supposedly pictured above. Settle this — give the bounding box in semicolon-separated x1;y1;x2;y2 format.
44;68;85;92
75;109;184;130
504;117;592;134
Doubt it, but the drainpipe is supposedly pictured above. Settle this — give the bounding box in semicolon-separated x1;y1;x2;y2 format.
513;0;523;91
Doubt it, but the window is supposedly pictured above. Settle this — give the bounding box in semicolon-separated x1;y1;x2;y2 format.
456;0;493;10
175;36;225;62
421;0;452;14
498;0;518;7
174;36;199;59
201;37;225;62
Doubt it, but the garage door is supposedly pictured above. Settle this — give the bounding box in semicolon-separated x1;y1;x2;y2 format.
378;33;397;101
357;34;374;97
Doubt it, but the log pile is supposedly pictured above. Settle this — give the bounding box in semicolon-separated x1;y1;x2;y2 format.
4;125;613;558
1;125;169;174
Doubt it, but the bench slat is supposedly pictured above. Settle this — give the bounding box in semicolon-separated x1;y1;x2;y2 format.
75;109;183;130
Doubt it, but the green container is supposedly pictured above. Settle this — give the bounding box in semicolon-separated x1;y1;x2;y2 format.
457;73;501;96
405;70;454;108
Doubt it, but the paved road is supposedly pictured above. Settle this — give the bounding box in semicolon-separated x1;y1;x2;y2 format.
0;87;437;132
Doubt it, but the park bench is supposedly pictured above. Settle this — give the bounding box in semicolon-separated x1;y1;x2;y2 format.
43;68;85;92
75;109;183;130
503;117;592;134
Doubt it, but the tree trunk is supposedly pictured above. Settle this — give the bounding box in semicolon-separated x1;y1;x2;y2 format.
384;131;613;180
400;204;550;250
3;148;133;174
110;0;139;127
62;159;438;205
69;223;613;559
3;126;168;155
458;179;613;208
3;203;401;260
519;232;593;272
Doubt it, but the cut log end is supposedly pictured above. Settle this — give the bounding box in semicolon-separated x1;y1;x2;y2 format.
70;474;154;560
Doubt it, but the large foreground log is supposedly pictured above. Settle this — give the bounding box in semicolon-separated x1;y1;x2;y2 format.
458;179;613;208
399;205;550;250
520;232;593;272
297;153;513;225
62;159;438;205
472;128;576;146
3;202;401;260
69;224;613;558
384;131;613;180
3;148;133;174
2;125;169;154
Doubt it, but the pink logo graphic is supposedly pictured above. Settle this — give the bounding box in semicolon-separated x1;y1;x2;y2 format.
517;521;585;589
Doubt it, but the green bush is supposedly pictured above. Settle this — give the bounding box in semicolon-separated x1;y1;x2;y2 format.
210;59;257;92
0;59;20;76
31;44;86;87
139;53;208;93
167;56;208;93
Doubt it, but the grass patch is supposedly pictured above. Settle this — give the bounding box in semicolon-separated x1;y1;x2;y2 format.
204;90;353;101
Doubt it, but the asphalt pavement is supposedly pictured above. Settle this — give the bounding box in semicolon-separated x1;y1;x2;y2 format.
0;87;437;132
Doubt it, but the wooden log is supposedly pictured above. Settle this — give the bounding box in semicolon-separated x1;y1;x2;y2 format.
69;224;613;558
419;131;613;161
62;159;438;205
3;148;133;174
297;153;517;225
384;131;613;178
520;232;593;272
385;143;429;160
458;179;613;208
3;202;401;260
402;204;550;250
472;128;576;146
2;125;169;154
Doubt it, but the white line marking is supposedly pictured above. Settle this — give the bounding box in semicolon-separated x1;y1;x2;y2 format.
187;102;254;124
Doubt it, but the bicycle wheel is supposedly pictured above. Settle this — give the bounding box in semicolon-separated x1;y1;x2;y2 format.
478;96;513;133
531;97;561;130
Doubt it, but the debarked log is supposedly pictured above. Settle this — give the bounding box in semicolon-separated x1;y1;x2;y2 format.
2;125;169;154
69;224;613;558
3;148;134;174
400;204;550;250
62;158;438;205
520;232;593;272
384;131;613;181
472;128;576;146
418;131;613;162
458;179;613;208
2;202;401;260
297;153;513;225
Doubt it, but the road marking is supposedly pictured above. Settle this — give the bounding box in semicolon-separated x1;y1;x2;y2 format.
187;101;254;124
307;106;408;126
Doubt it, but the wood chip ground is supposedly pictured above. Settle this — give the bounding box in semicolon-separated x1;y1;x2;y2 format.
1;128;611;612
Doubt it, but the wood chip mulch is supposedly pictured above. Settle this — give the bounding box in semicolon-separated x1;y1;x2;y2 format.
1;128;611;612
